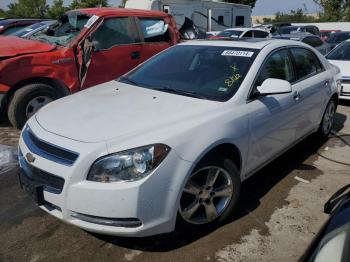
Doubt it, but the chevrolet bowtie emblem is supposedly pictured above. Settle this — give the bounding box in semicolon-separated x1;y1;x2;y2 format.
25;152;36;163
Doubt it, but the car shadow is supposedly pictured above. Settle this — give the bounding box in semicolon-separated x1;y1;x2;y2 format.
92;112;348;252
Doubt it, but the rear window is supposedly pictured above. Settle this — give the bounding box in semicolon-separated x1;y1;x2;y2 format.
218;30;242;38
121;45;259;101
139;18;170;42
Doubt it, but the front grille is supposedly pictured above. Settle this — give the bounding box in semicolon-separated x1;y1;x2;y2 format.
19;152;65;194
22;126;79;166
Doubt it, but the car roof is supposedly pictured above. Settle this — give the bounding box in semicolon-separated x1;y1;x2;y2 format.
180;39;277;49
224;27;266;32
273;33;314;40
0;18;48;25
74;7;168;17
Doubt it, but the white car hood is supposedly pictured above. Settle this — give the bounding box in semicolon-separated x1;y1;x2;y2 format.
328;60;350;77
35;81;219;143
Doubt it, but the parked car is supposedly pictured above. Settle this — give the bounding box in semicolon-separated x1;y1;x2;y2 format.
18;38;339;237
274;25;321;36
327;31;350;50
273;33;331;55
269;22;291;34
301;184;350;261
327;40;350;100
320;29;340;42
11;20;57;38
0;19;48;35
0;8;180;128
209;28;269;39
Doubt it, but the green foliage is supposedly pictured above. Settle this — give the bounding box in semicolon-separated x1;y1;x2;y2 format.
7;0;49;18
69;0;109;9
314;0;350;21
47;0;68;19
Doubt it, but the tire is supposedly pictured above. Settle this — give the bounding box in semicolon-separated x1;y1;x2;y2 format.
177;155;241;230
8;83;60;129
316;98;337;139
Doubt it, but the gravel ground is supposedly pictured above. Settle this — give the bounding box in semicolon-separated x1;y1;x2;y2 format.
0;101;349;262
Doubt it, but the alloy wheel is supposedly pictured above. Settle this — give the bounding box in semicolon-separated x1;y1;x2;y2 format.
179;166;234;225
322;101;336;135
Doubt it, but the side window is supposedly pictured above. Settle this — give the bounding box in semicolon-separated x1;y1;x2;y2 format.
236;16;245;27
253;30;268;38
243;30;252;38
139;18;170;43
291;48;323;80
256;49;295;87
91;17;138;50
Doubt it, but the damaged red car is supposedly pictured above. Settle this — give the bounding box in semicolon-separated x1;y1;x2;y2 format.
0;8;180;128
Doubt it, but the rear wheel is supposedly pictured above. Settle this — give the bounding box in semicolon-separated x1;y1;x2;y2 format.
8;83;60;129
317;99;336;138
178;156;241;229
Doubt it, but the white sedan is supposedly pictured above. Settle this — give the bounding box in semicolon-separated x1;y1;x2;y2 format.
18;39;340;237
327;40;350;100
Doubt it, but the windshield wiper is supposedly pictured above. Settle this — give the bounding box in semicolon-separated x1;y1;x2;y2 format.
153;86;208;99
118;76;141;86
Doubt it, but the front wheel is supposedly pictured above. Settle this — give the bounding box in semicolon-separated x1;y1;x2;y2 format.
8;83;59;129
316;99;337;138
178;156;241;229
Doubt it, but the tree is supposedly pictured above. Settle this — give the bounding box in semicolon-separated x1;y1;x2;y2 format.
0;8;7;18
7;0;48;18
313;0;350;21
69;0;109;9
47;0;68;19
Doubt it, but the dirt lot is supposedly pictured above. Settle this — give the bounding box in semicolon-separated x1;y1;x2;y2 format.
0;101;350;262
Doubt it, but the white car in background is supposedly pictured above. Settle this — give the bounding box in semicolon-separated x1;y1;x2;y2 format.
327;40;350;100
18;39;339;237
209;27;270;39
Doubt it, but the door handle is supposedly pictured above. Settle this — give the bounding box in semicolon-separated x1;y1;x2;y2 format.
293;91;301;101
131;51;141;60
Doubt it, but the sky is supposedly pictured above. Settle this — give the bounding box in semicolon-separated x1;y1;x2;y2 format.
1;0;320;16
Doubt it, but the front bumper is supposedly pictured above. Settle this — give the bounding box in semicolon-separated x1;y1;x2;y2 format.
18;120;193;237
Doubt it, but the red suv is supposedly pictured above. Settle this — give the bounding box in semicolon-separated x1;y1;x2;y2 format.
0;8;180;128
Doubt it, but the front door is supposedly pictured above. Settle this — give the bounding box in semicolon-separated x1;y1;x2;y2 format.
245;49;299;174
81;17;142;89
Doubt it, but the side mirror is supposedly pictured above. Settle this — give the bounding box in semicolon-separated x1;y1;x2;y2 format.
257;78;292;95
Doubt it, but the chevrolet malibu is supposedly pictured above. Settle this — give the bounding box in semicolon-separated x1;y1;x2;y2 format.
18;39;340;237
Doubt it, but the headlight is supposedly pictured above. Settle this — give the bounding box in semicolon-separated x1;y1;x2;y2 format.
87;144;170;183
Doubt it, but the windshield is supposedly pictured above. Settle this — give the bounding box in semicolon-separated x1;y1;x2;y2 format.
218;30;242;38
328;32;350;44
327;42;350;60
120;45;258;102
29;12;91;46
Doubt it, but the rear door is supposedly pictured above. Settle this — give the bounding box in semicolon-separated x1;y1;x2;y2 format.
289;47;330;139
81;16;142;89
136;17;173;61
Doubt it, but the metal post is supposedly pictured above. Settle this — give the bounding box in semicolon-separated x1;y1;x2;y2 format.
207;9;212;32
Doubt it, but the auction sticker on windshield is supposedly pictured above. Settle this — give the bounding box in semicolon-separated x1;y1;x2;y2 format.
221;50;254;57
84;15;99;28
